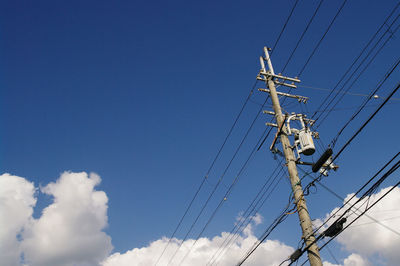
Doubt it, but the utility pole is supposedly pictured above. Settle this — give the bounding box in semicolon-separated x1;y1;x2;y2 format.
259;47;323;266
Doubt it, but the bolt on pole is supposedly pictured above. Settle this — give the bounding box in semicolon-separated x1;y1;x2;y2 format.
260;47;322;266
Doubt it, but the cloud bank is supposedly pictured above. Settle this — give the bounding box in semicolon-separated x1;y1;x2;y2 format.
1;171;400;266
319;186;400;265
102;215;293;266
0;172;112;266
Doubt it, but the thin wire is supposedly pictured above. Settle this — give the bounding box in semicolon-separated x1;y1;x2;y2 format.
237;200;295;266
323;240;340;265
299;167;400;237
281;0;325;73
177;102;275;265
208;166;286;265
315;21;400;130
310;2;400;122
297;0;348;76
154;81;258;265
348;215;400;228
271;0;300;54
320;179;400;249
299;84;400;101
330;57;400;147
333;81;400;161
289;158;400;265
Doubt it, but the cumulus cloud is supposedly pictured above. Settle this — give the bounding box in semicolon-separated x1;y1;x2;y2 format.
102;215;294;266
0;172;112;266
3;170;399;266
21;172;113;266
319;186;400;265
0;174;36;266
323;253;370;266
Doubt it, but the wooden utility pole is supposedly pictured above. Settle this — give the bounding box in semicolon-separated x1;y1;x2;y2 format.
259;47;322;266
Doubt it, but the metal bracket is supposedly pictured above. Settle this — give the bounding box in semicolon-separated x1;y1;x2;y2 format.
270;116;287;151
259;88;309;103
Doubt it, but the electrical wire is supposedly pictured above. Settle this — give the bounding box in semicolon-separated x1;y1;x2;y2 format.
284;81;400;265
281;0;325;73
271;0;300;54
298;166;400;237
160;1;304;260
236;196;295;266
299;178;400;266
297;0;348;77
330;56;400;147
154;81;259;265
333;81;400;161
288;155;400;265
166;95;268;265
309;1;400;123
176;105;276;265
298;84;400;101
314;20;400;130
207;163;286;265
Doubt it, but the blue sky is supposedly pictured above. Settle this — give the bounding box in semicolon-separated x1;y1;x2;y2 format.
1;0;400;265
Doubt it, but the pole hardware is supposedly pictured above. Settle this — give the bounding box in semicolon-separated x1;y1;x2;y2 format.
258;88;309;103
259;46;323;266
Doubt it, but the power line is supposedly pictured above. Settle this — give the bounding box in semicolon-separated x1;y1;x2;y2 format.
309;1;400;123
236;196;295;266
177;107;275;265
166;4;304;262
333;81;400;161
298;84;400;101
330;57;400;147
281;0;325;73
302;80;400;223
314;19;400;130
154;81;259;265
271;0;300;54
290;156;400;265
297;0;348;76
207;162;286;265
298;166;400;238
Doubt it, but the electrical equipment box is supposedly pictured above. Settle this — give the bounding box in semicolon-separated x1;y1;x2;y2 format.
298;130;315;156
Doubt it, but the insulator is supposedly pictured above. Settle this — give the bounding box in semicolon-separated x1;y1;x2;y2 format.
290;249;302;262
312;148;333;173
323;218;347;237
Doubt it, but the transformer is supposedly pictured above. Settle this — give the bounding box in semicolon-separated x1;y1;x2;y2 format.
298;129;315;155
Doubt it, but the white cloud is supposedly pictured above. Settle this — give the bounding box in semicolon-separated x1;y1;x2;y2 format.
323;253;370;266
102;217;294;266
3;171;398;266
0;172;112;266
0;174;36;266
21;172;113;266
320;186;400;265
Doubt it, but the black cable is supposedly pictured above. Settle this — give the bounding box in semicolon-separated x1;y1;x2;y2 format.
321;180;400;248
297;0;348;76
310;2;400;122
333;81;400;161
299;177;400;266
289;157;400;265
281;0;325;73
288;82;400;264
177;102;275;265
271;0;300;54
154;81;259;265
330;57;400;147
323;240;340;265
208;165;286;265
237;201;294;266
298;165;400;237
314;20;400;130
